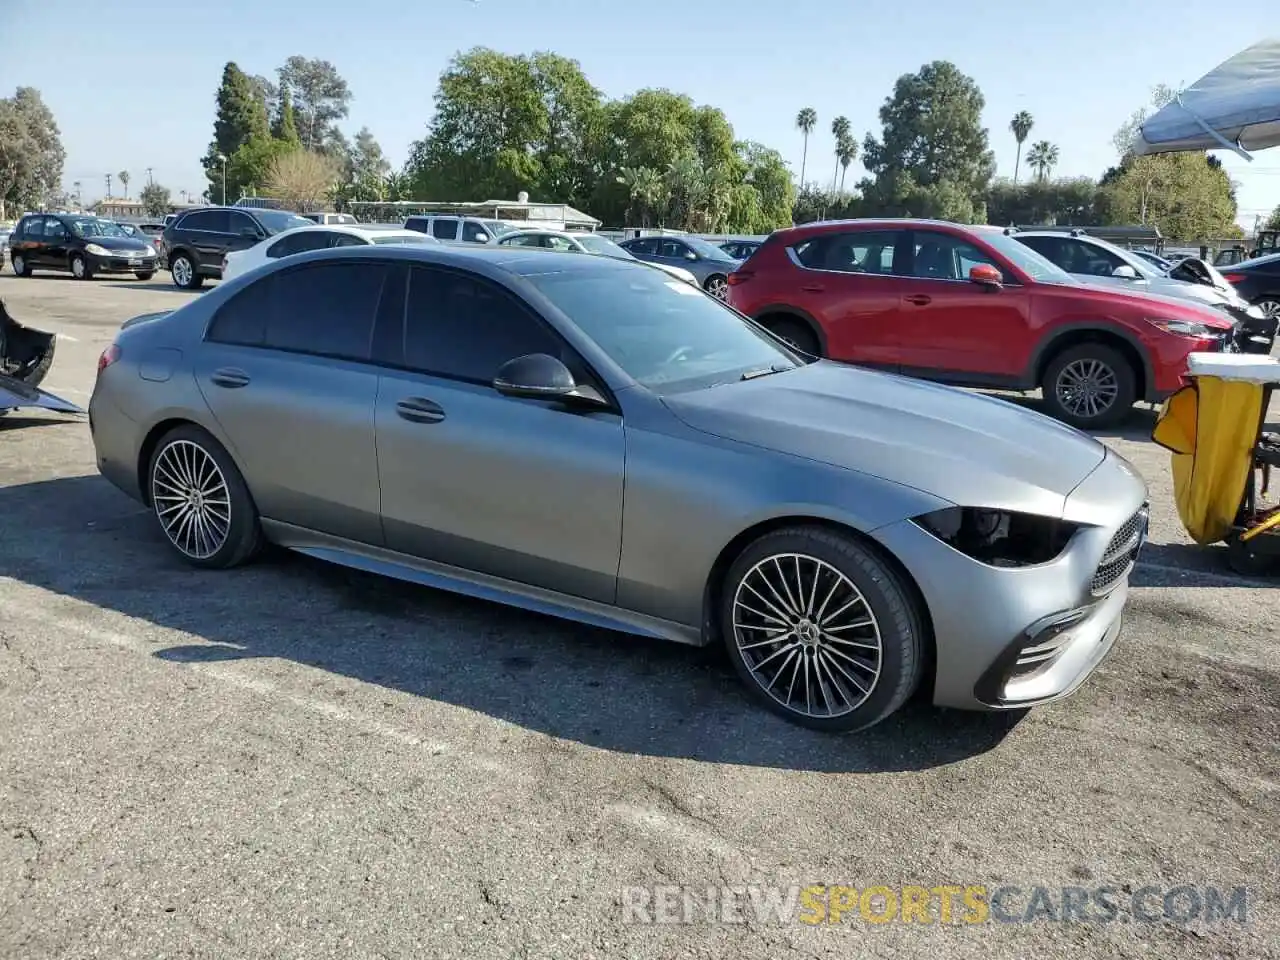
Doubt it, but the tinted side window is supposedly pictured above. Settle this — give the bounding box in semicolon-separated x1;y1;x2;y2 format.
206;275;275;346
263;262;386;361
626;238;657;255
402;267;562;382
265;235;297;258
910;232;1009;283
502;234;543;247
659;239;688;258
17;217;38;238
228;211;259;236
290;231;333;254
792;231;903;275
1069;240;1126;277
45;218;68;240
403;217;428;234
330;232;366;247
431;218;459;240
1016;235;1061;262
461;221;490;243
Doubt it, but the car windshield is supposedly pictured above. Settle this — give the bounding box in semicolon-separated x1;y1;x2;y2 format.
682;236;738;261
483;220;517;238
69;218;128;238
254;210;316;233
1231;251;1280;271
985;231;1076;284
371;234;438;245
524;262;803;392
1084;237;1164;279
575;233;632;257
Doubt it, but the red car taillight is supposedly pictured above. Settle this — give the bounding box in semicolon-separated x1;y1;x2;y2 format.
727;270;753;286
1222;273;1244;285
97;343;120;375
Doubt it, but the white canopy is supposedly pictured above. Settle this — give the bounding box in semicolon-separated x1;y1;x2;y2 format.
1134;38;1280;160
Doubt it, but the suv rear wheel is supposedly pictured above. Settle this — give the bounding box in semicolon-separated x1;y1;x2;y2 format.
1040;343;1137;429
170;253;203;290
759;315;820;357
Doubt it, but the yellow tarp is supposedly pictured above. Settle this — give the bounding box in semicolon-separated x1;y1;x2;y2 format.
1153;377;1266;545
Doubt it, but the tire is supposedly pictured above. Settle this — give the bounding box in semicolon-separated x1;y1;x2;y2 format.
1254;298;1280;321
135;271;155;281
719;526;924;732
11;253;31;277
147;425;262;569
19;336;55;390
760;316;821;357
169;253;203;290
1040;343;1137;429
69;253;92;281
704;274;729;300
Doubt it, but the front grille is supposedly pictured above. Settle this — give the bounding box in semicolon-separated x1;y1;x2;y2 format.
1091;505;1148;595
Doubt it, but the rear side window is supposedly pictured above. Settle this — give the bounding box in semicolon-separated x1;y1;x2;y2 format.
792;231;903;275
403;217;428;233
626;238;658;256
400;266;561;382
431;218;459;240
207;261;387;362
180;210;230;233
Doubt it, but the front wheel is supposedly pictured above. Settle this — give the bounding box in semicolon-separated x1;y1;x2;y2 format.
10;253;31;277
170;254;203;290
720;526;925;732
70;253;92;280
704;274;729;300
147;425;262;569
1040;344;1137;429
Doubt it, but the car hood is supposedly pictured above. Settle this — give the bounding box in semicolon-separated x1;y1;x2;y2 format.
663;362;1108;517
1051;279;1236;328
84;235;152;253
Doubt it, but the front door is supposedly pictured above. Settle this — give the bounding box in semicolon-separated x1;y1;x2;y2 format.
192;259;388;544
373;264;625;603
40;217;70;267
893;229;1033;381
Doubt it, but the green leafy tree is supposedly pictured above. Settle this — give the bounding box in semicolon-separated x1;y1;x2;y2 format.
616;165;668;226
272;86;301;145
140;182;172;217
795;107;817;188
346;127;391;203
276;56;352;151
735;141;796;231
1098;152;1238;239
0;87;65;219
987;176;1098;226
859;61;996;222
203;62;270;202
1112;83;1177;158
829;116;850;191
1025;141;1059;181
221;135;291;205
1266;204;1280;230
1009;110;1033;184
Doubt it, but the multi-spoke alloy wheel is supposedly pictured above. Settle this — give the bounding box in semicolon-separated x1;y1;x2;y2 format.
721;527;924;731
1055;358;1118;421
1041;344;1136;429
152;440;231;559
147;426;261;569
706;275;729;300
732;553;882;719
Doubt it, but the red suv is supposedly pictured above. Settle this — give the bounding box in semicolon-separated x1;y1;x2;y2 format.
727;219;1238;427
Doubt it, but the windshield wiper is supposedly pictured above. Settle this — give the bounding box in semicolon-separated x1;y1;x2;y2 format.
740;364;790;381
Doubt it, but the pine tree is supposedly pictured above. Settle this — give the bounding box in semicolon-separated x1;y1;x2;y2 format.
211;62;269;157
274;88;301;146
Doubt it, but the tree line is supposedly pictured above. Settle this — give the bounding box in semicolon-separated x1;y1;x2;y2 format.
1;57;1267;241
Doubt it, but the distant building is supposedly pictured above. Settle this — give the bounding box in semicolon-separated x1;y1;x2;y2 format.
89;198;203;221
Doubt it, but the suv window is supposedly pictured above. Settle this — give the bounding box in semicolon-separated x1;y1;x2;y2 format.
461;220;490;243
181;210;230;233
658;239;688;258
792;231;903;275
910;231;1010;283
403;217;429;234
44;218;68;240
207;261;386;361
625;238;658;255
401;266;562;382
228;211;260;237
1062;238;1126;277
431;218;459;240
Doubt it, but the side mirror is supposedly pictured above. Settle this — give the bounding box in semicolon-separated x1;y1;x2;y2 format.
685;251;698;261
1112;265;1139;279
493;354;607;407
968;263;1003;288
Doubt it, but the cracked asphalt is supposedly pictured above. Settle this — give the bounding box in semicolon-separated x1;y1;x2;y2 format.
1;272;1277;959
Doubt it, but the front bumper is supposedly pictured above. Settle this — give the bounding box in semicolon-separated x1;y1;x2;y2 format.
872;450;1149;711
89;253;157;274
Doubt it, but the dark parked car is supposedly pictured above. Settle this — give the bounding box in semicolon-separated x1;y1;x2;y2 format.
720;238;763;260
617;235;742;299
7;213;158;280
117;221;166;242
161;206;314;289
1222;252;1280;327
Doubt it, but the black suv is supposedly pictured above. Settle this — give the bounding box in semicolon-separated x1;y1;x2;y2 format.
161;206;314;289
8;213;158;281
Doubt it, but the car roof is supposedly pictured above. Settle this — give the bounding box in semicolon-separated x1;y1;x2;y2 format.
767;218;985;243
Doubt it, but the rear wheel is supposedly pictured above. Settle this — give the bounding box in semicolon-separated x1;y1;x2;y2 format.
147;425;261;569
720;526;924;732
170;253;203;290
69;253;92;280
704;274;729;300
10;253;31;277
1040;343;1137;429
759;315;820;356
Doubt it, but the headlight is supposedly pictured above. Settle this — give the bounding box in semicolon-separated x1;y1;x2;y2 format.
913;507;1080;568
84;243;109;256
142;245;156;257
1147;318;1221;338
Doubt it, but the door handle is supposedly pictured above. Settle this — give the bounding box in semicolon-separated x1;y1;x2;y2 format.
210;367;250;388
801;285;826;294
905;294;932;306
396;397;446;424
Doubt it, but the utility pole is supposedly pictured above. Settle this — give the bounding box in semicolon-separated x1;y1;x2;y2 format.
73;181;82;209
146;167;154;187
105;172;112;199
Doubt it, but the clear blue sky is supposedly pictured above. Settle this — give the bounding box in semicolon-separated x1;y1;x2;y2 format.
1;1;1275;228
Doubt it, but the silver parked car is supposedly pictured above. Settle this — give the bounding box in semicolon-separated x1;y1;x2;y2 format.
618;235;743;299
89;245;1148;732
496;228;700;286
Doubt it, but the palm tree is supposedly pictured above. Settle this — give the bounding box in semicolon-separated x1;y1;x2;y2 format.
795;107;817;189
836;135;857;194
1026;140;1060;182
830;116;851;192
617;166;668;226
1009;111;1034;185
118;170;130;200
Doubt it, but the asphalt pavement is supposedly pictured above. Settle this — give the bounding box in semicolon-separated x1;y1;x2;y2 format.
1;271;1277;960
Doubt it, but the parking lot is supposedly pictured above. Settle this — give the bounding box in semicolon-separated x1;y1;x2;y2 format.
1;272;1277;959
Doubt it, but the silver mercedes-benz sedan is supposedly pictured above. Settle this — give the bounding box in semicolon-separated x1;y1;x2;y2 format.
89;245;1149;732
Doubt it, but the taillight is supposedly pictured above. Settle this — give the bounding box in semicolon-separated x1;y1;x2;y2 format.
1222;273;1244;285
221;256;228;273
727;270;754;286
97;344;120;375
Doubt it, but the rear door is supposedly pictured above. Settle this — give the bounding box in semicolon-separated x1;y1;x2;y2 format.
192;259;388;544
894;229;1033;380
181;209;231;272
223;210;267;263
787;228;912;367
431;217;460;242
13;217;48;266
